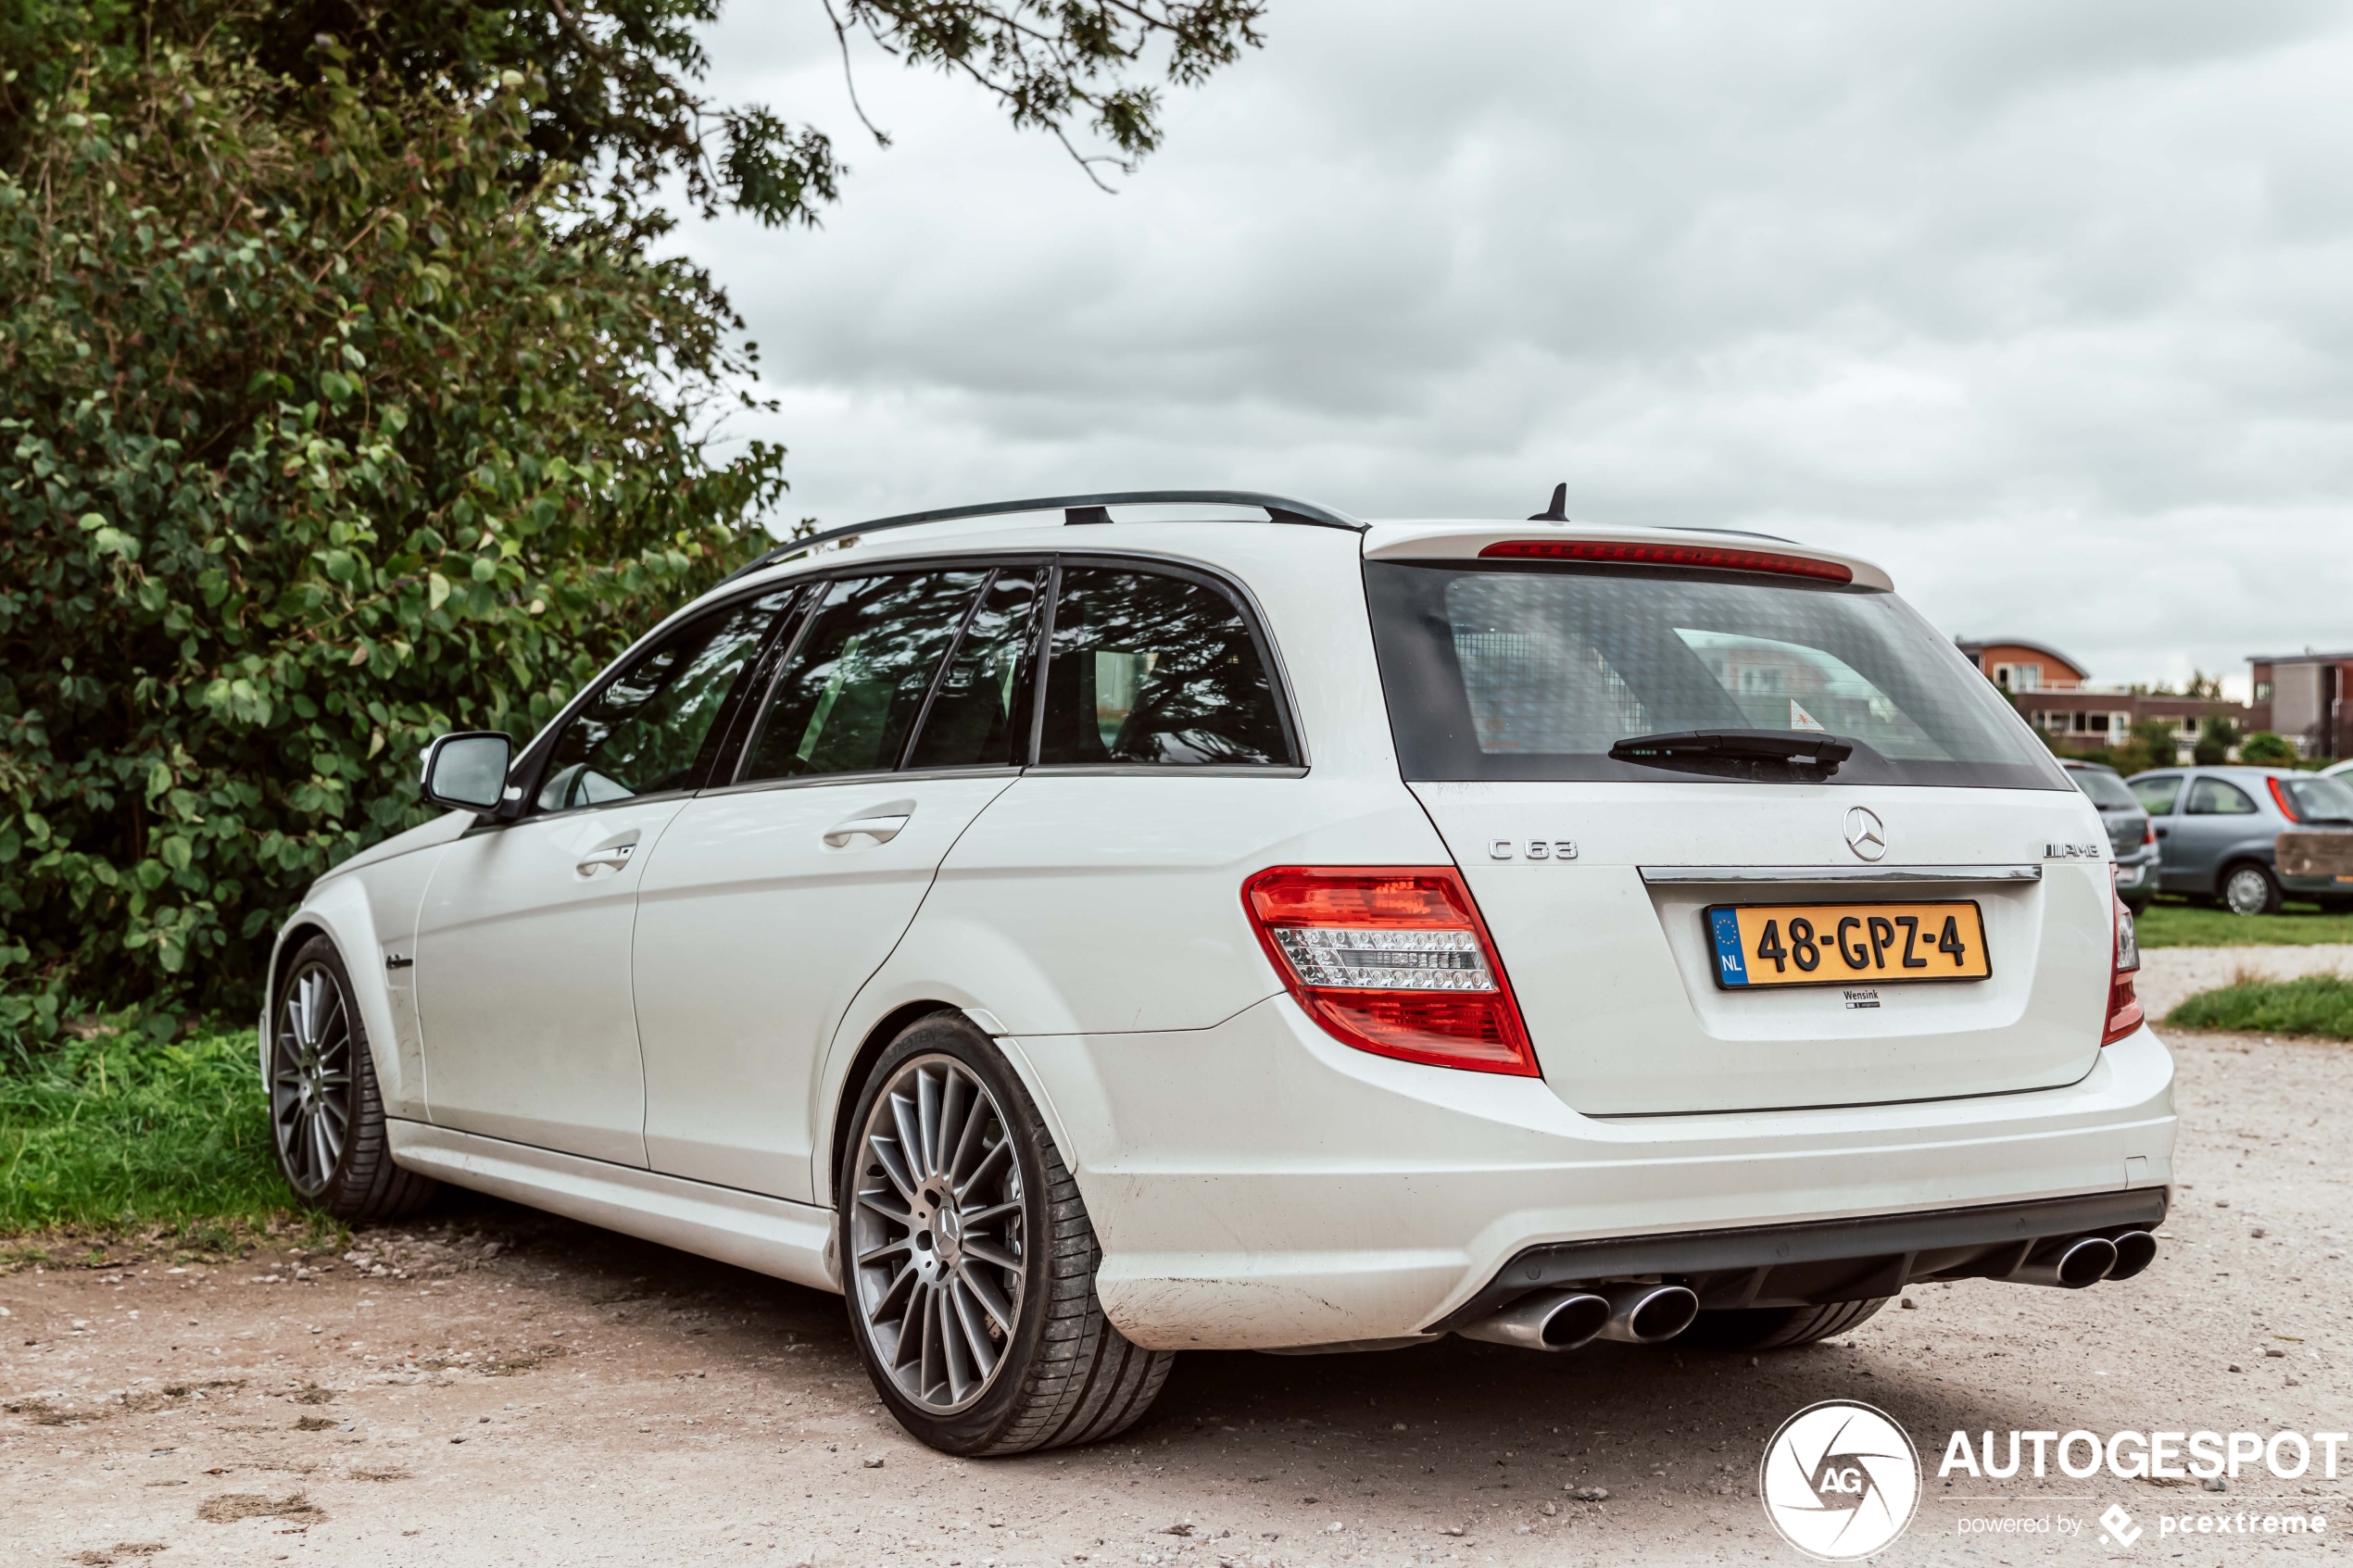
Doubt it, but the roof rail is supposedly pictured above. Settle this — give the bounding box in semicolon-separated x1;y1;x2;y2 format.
722;489;1364;583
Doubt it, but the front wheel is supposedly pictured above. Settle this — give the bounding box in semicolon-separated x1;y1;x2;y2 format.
2222;863;2284;917
837;1012;1172;1455
269;935;438;1222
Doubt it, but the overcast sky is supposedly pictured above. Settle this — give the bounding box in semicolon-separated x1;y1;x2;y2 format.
670;0;2353;696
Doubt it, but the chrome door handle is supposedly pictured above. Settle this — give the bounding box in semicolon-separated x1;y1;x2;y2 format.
823;814;910;848
574;842;637;875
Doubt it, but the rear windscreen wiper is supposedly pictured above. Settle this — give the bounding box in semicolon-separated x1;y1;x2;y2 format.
1608;729;1855;772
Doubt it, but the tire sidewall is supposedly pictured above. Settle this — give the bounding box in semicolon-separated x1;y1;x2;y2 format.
836;1012;1057;1454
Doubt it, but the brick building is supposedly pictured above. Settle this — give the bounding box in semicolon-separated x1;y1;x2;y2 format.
1955;637;2248;756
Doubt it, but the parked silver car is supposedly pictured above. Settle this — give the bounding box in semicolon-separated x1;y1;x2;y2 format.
2064;760;2158;913
2127;766;2353;914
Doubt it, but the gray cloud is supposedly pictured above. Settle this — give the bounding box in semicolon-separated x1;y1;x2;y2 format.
671;0;2353;693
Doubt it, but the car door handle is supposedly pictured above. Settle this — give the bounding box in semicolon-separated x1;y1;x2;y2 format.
574;841;637;876
823;814;911;848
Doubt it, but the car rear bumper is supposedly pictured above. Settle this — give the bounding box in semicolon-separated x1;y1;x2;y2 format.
1013;997;2176;1350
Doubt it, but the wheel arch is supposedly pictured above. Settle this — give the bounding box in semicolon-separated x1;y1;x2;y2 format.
261;883;415;1114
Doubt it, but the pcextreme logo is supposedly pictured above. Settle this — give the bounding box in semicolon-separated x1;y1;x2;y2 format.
1760;1400;1923;1560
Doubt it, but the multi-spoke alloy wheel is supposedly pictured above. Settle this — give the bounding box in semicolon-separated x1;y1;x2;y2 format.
837;1013;1173;1455
851;1053;1026;1413
271;960;354;1198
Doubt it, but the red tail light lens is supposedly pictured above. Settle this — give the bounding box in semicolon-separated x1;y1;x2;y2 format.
2102;884;2143;1047
2142;819;2157;846
2267;777;2301;822
1476;538;1854;583
1241;867;1539;1075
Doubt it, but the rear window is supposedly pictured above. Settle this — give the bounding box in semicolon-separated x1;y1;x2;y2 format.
1365;562;2067;789
2070;769;2139;810
2280;774;2353;824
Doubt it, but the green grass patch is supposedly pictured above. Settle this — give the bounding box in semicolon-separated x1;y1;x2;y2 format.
2165;974;2353;1039
2134;898;2353;949
0;1025;322;1240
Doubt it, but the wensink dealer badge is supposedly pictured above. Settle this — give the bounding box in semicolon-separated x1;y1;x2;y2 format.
1760;1400;1923;1559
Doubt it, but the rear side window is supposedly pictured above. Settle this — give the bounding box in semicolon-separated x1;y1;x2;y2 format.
737;571;986;782
1365;562;2065;789
2186;777;2258;816
2130;774;2183;815
1038;568;1293;767
534;589;791;812
2070;769;2139;810
2279;774;2353;824
905;568;1044;770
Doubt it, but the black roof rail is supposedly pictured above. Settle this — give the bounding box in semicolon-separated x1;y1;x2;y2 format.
722;489;1365;583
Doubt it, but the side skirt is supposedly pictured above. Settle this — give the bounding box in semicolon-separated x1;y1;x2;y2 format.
386;1120;838;1294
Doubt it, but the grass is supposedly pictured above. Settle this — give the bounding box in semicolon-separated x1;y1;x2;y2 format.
0;1024;326;1246
2133;897;2353;948
2166;974;2353;1040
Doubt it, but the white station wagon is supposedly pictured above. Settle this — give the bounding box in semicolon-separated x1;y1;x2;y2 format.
265;490;2173;1455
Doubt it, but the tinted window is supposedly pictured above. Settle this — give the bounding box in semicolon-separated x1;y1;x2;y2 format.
1038;568;1291;767
737;571;985;782
2281;775;2353;824
535;590;791;812
906;569;1043;771
2070;769;2139;810
2131;774;2183;815
1365;563;2065;788
2186;777;2258;816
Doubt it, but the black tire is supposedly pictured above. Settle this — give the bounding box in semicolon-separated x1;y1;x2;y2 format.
1678;1296;1889;1352
2121;896;2152;917
2220;861;2284;917
268;935;439;1223
837;1011;1172;1456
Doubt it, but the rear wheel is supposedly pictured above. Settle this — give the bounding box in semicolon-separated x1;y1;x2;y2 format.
2221;862;2284;916
1679;1296;1889;1352
838;1012;1172;1455
269;935;438;1223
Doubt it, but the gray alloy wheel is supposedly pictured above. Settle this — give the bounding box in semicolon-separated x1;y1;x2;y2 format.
271;958;355;1198
850;1051;1027;1414
2223;863;2283;916
266;935;438;1223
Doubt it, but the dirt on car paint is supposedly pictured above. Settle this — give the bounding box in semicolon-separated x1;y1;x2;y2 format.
4;1030;2349;1566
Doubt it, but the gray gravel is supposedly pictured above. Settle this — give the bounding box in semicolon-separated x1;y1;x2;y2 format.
2139;944;2353;1021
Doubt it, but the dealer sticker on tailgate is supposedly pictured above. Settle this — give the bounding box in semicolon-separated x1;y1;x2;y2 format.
1706;901;1991;989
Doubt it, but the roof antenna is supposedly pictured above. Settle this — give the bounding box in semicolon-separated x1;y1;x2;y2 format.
1529;483;1568;522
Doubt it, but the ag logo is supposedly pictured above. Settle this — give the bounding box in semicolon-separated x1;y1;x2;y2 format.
1759;1399;1921;1560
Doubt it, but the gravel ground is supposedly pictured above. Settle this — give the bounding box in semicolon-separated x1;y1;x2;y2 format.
6;1022;2350;1566
2137;945;2353;1022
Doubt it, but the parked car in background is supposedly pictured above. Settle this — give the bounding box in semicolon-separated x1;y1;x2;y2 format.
2128;766;2353;914
2064;760;2157;913
2321;759;2353;781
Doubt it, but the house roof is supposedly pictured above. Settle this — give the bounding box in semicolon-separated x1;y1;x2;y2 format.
1954;638;2089;678
2248;651;2353;665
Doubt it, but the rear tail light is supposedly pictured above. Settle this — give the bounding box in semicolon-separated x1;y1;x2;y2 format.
2102;882;2143;1046
2267;777;2301;822
1476;538;1854;583
1241;867;1539;1075
2142;819;2157;846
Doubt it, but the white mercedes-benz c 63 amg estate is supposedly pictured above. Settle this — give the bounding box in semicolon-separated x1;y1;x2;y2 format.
263;489;2172;1455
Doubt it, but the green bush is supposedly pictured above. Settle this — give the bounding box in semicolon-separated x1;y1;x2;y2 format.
2167;974;2353;1039
2240;731;2299;766
2194;718;2239;767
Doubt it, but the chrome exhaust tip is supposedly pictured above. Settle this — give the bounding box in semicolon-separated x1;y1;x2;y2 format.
1594;1282;1700;1344
2106;1230;2158;1281
2015;1235;2118;1289
1459;1288;1613;1352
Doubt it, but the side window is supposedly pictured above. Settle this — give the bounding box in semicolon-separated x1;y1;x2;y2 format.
535;589;793;813
2130;774;2183;816
736;571;986;783
2185;777;2257;816
905;568;1044;771
1038;567;1292;767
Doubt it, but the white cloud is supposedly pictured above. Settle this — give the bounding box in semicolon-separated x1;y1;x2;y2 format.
670;0;2353;695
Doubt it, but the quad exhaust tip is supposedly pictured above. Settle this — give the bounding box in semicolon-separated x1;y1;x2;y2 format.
2017;1235;2119;1289
1458;1288;1613;1352
2107;1229;2158;1281
1597;1281;1700;1344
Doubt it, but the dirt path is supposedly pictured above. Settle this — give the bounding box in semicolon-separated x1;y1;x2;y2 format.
6;1029;2352;1566
2137;945;2353;1021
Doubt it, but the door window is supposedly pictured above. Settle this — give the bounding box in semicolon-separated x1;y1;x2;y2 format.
533;589;793;813
736;571;988;782
1038;568;1292;767
2185;777;2258;816
905;568;1044;770
2130;774;2183;815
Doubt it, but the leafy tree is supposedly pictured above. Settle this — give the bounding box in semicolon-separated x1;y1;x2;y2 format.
0;1;1265;1046
2107;719;2182;778
2240;731;2299;766
2194;717;2239;767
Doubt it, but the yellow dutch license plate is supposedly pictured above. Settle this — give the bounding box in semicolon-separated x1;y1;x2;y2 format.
1705;901;1991;989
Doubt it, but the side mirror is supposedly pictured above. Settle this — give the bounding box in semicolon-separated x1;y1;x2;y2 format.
420;731;513;814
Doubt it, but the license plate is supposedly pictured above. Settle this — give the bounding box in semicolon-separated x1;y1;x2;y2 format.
1706;901;1991;989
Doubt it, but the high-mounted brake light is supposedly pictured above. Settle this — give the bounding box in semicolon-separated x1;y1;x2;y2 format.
1241;867;1539;1076
2102;883;2143;1047
2267;777;2301;822
1477;539;1856;583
